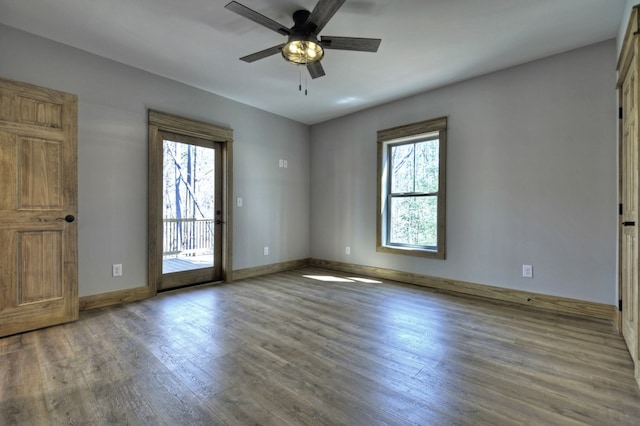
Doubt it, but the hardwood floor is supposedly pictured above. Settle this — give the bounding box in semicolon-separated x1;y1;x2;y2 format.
2;267;639;425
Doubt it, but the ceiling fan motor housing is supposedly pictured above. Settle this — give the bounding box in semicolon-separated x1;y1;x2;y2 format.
292;10;313;29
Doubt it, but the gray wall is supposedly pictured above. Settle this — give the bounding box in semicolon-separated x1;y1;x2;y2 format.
0;24;310;297
0;23;619;306
310;40;617;305
618;0;636;54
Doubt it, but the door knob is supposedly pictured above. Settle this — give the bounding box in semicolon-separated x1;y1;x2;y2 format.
622;221;635;226
58;215;75;223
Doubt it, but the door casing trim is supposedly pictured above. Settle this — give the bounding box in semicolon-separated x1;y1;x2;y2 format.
148;110;233;296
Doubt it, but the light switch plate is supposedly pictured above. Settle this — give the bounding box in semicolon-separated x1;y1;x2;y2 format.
112;264;122;277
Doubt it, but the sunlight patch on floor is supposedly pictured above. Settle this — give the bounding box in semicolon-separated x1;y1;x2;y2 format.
303;275;382;284
348;277;382;284
303;275;355;282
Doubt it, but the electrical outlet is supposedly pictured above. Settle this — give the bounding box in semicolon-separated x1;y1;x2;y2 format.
263;246;269;256
522;264;533;278
237;197;243;207
112;264;122;277
278;159;284;168
283;160;288;168
345;246;351;255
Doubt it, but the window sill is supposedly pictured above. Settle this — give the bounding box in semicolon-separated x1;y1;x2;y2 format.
377;244;445;259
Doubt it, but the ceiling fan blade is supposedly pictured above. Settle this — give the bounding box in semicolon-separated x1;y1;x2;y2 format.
225;1;290;36
239;44;285;62
307;62;326;79
321;36;381;52
308;0;346;34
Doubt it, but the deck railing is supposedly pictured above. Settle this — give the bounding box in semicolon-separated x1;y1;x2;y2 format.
163;218;214;257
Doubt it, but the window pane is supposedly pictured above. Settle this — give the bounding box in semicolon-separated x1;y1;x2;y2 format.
390;196;437;247
391;144;415;193
162;140;216;273
415;139;439;193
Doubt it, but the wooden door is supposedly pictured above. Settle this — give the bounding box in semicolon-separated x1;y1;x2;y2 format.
0;78;78;337
621;59;639;372
619;7;640;388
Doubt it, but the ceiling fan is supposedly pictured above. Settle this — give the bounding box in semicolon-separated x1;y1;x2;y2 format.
225;0;382;79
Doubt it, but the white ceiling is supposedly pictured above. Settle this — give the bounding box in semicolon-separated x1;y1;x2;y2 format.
0;0;625;125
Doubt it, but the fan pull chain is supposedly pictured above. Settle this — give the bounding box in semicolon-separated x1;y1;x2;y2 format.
296;66;310;95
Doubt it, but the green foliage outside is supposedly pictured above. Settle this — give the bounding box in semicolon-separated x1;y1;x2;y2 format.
389;139;439;247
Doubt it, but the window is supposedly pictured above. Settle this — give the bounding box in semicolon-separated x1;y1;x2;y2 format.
377;117;447;258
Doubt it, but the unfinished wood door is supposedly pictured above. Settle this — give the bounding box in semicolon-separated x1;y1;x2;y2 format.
0;78;78;337
619;7;640;388
621;59;639;372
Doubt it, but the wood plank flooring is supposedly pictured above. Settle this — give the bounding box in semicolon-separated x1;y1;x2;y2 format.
1;267;639;425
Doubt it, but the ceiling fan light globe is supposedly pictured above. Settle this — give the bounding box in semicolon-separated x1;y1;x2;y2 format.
282;39;324;64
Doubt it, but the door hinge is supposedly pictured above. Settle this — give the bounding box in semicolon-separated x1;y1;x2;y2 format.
619;107;623;119
619;203;623;215
619;300;623;311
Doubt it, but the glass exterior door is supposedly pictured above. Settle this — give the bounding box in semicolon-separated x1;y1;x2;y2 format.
159;132;222;290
